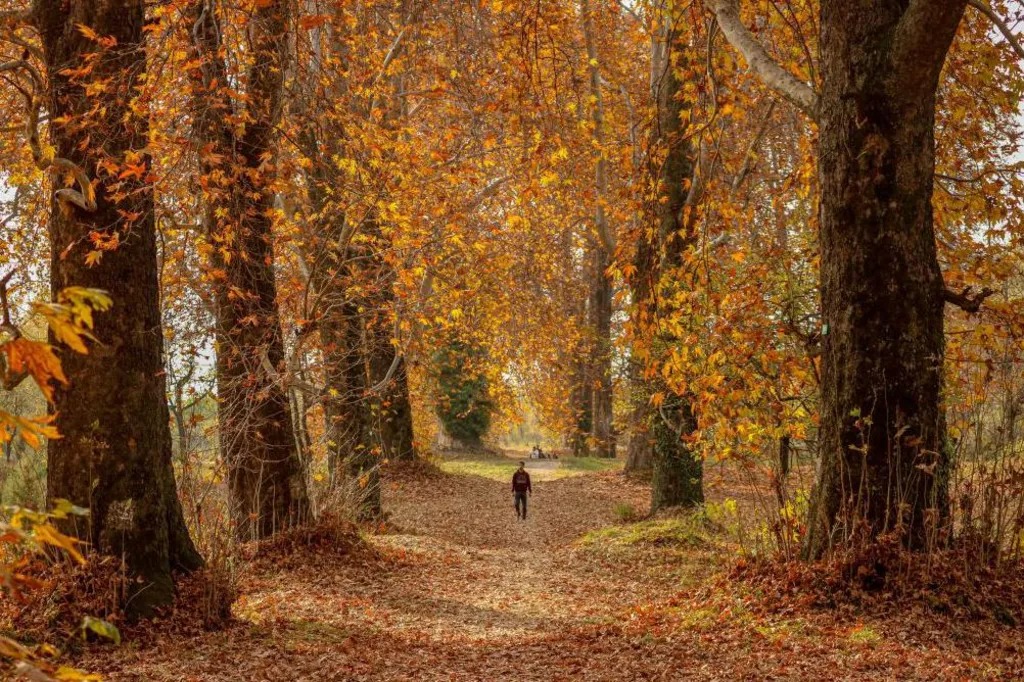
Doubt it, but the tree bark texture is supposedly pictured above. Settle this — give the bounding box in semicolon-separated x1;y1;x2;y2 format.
644;12;705;510
38;0;202;617
805;0;966;556
190;0;310;541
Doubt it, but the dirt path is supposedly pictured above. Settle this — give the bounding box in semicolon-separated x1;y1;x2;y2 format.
80;456;1024;680
85;459;699;681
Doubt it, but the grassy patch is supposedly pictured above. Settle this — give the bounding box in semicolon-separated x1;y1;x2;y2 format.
559;457;624;474
847;623;882;646
754;618;811;644
437;459;518;482
438;455;623;482
283;619;355;646
613;502;639;522
578;516;710;549
675;607;719;631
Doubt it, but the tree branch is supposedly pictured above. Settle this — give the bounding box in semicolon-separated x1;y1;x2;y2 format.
892;0;968;93
0;270;15;328
704;0;819;121
732;99;777;191
967;0;1024;62
944;285;994;313
1;59;97;213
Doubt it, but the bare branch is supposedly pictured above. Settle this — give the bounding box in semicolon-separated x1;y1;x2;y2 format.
967;0;1024;62
370;25;409;93
0;270;15;328
944;286;995;313
615;0;642;23
704;0;819;121
1;32;42;61
732;99;777;190
0;58;41;87
50;158;98;212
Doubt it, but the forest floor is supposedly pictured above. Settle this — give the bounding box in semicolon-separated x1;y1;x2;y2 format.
79;452;1024;681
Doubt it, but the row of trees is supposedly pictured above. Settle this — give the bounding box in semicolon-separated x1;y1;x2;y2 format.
1;0;1023;617
1;0;428;615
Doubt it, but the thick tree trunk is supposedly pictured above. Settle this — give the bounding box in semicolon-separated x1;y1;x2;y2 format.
38;0;202;617
804;0;966;557
625;15;670;479
624;360;654;476
371;344;416;462
338;302;381;519
190;0;310;541
298;126;382;517
365;217;416;463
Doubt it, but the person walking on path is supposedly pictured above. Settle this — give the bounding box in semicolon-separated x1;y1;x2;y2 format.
512;461;532;521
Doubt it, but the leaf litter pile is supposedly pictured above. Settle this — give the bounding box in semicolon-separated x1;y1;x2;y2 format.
70;458;1023;681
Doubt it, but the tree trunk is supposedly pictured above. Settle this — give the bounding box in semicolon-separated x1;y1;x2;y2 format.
339;300;381;519
38;0;202;617
581;0;616;460
644;10;704;510
297;116;383;518
623;359;654;476
190;0;310;541
570;352;593;457
371;344;417;462
625;12;670;479
804;0;966;557
365;217;416;463
589;248;616;458
651;396;704;511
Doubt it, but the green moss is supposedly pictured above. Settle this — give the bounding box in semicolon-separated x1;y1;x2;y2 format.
578;516;709;548
847;624;882;645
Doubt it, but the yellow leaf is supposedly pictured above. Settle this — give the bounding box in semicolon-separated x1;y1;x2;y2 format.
76;24;100;41
33;523;86;565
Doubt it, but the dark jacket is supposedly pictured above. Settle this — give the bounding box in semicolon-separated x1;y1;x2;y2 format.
512;469;532;494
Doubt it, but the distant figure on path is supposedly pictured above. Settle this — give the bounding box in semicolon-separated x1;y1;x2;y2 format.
512;461;532;521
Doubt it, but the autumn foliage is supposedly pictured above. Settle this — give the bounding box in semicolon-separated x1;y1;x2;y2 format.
2;0;1024;678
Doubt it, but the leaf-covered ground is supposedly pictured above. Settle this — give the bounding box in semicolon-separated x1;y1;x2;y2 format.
80;455;1024;680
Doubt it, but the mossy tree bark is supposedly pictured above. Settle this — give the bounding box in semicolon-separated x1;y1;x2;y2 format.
643;9;705;511
650;396;705;511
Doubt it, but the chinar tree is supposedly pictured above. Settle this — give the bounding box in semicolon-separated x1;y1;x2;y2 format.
706;0;1002;556
31;0;202;616
631;2;707;512
189;0;310;540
